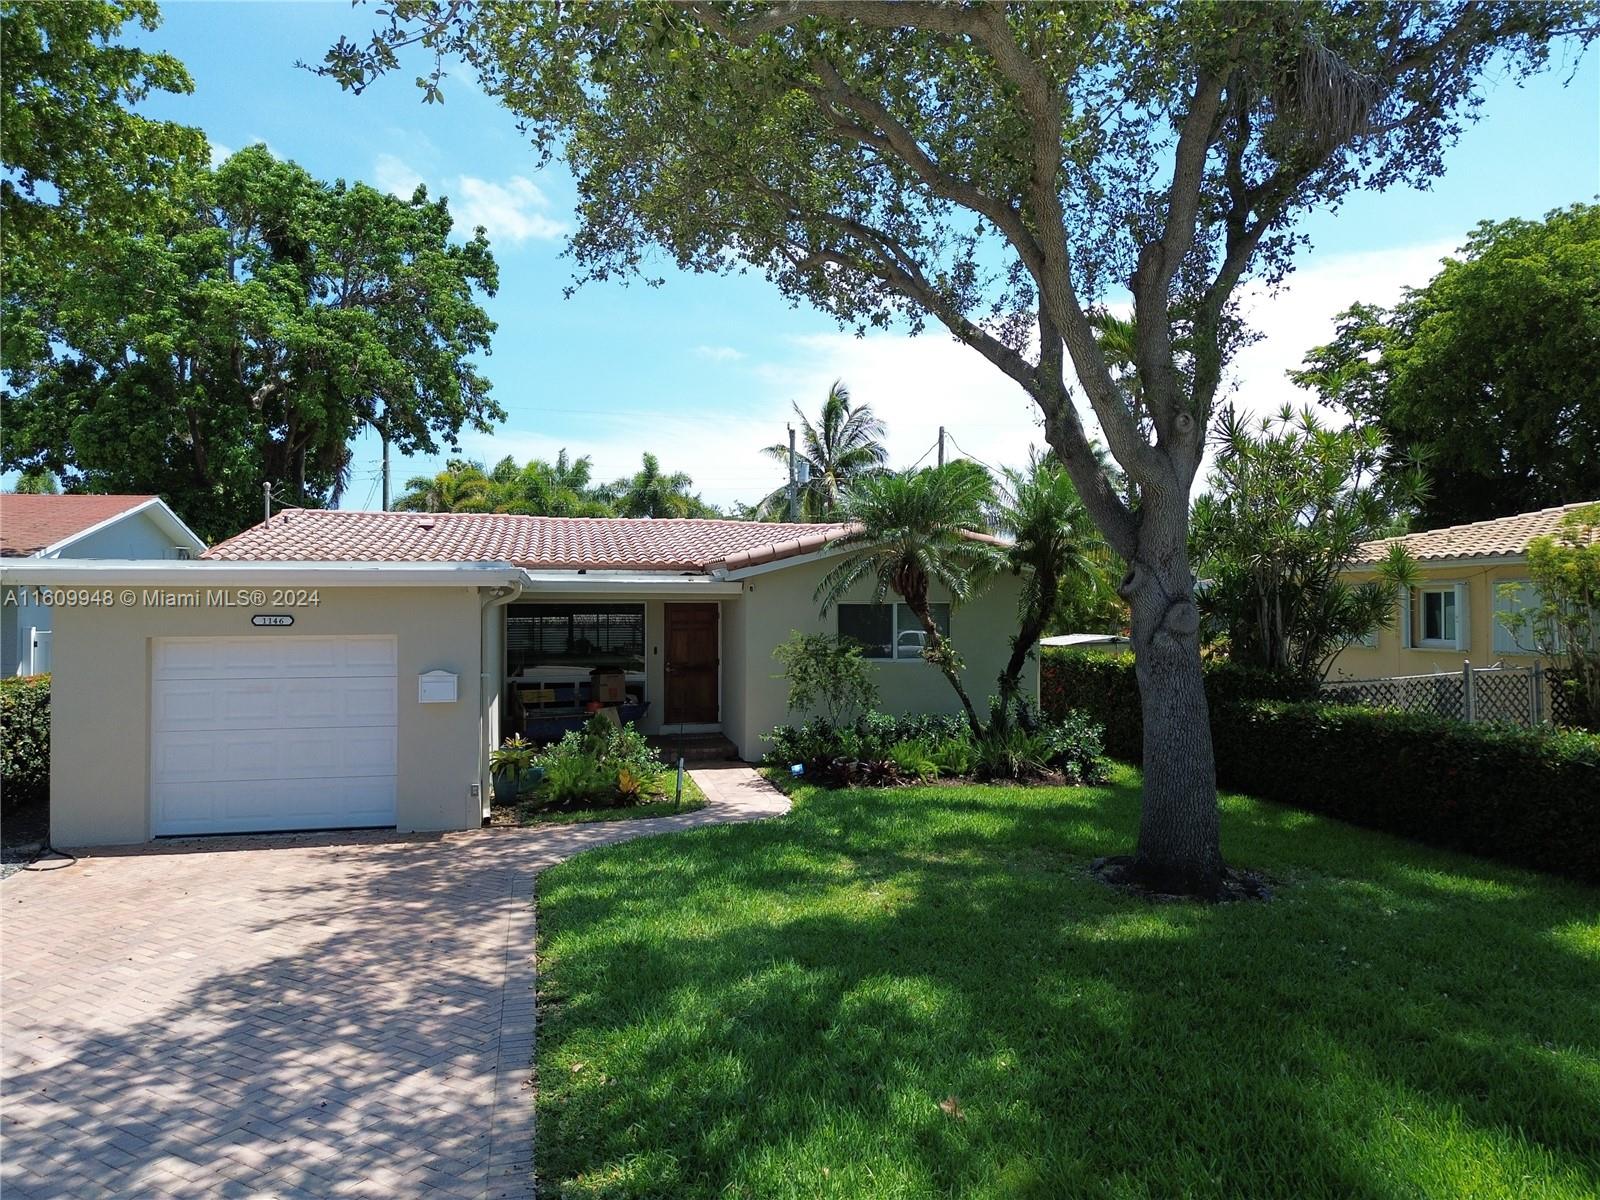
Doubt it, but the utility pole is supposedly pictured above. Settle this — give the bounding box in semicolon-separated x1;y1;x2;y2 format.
263;482;272;525
787;424;798;521
381;432;391;511
937;426;946;468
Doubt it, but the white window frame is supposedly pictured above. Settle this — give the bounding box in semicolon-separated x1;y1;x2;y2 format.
838;602;951;662
1408;583;1468;651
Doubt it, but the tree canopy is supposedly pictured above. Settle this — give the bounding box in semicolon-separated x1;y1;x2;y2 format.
1293;204;1600;528
319;0;1596;895
3;144;501;540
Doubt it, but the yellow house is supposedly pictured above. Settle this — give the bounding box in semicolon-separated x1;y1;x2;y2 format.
1327;501;1596;681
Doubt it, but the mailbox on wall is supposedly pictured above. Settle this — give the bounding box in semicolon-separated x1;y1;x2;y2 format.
418;670;459;704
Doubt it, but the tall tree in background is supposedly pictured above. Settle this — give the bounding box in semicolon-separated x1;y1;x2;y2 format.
323;3;1593;895
3;145;501;540
602;453;717;518
1294;204;1600;528
760;380;888;520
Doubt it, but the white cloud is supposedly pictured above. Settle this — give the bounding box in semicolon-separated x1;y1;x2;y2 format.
371;156;568;245
209;141;232;167
1223;239;1456;424
453;175;568;243
693;345;745;362
373;152;426;199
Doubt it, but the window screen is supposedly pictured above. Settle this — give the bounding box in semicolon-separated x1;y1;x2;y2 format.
507;603;645;674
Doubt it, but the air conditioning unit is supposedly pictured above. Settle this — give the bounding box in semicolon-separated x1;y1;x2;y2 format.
173;546;192;560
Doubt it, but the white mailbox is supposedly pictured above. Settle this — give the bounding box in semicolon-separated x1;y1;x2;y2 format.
418;670;459;704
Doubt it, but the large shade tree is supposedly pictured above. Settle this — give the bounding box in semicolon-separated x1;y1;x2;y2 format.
4;145;501;540
322;2;1594;895
1292;204;1600;527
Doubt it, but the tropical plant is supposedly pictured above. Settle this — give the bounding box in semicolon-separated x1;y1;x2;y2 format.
991;452;1106;724
394;459;496;512
1293;205;1600;527
10;468;58;495
602;453;717;519
759;380;888;520
772;632;878;726
1191;406;1423;680
885;739;939;782
1505;503;1600;729
816;465;1003;735
320;1;1597;895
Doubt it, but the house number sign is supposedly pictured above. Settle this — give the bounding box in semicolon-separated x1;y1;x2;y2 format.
251;614;294;627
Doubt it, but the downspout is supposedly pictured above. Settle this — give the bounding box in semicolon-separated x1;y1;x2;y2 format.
478;574;527;822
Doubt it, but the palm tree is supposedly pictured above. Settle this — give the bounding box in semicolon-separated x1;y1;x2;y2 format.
392;459;494;512
607;453;712;518
992;453;1106;724
760;380;888;520
815;464;1002;734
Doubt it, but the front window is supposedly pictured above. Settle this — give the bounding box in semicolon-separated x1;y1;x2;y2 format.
838;602;950;660
507;603;645;675
1417;587;1457;647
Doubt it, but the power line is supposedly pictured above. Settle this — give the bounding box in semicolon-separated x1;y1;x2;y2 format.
944;432;1001;477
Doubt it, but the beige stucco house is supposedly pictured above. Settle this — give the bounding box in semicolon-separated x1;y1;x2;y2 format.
0;510;1032;846
1327;502;1595;681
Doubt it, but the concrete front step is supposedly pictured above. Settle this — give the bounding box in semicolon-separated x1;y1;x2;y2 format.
647;733;742;763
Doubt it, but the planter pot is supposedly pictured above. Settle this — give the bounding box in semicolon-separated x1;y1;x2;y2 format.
494;766;543;804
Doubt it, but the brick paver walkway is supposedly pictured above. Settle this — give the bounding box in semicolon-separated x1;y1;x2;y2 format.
0;765;788;1199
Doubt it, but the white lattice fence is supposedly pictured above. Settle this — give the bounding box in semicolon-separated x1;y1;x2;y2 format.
1321;662;1551;727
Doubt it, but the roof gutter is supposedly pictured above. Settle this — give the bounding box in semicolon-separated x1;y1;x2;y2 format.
0;560;526;588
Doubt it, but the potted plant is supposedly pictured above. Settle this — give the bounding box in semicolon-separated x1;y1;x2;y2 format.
490;735;540;803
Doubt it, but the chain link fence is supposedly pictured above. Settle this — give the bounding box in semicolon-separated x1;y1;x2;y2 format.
1321;662;1559;727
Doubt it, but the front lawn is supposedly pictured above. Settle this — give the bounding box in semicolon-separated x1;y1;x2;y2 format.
534;765;1600;1199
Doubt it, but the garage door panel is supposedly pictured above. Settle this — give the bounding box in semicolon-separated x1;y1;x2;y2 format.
152;636;398;835
155;636;398;680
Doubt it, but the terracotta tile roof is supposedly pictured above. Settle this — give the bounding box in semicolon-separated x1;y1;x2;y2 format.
1351;501;1599;565
0;494;159;557
204;509;856;573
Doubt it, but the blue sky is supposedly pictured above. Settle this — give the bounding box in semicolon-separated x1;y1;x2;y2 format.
110;4;1600;510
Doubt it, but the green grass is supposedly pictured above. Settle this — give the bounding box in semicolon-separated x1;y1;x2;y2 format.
495;773;707;827
533;765;1600;1200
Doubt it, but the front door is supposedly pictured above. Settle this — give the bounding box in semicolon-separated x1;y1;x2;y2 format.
663;603;719;725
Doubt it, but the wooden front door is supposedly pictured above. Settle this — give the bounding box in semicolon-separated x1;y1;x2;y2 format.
663;603;719;725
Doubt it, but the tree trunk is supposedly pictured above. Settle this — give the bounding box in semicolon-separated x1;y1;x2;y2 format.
1120;497;1224;897
908;602;983;738
997;561;1058;731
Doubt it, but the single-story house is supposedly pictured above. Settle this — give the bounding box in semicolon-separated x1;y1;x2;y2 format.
1327;501;1597;680
0;509;1032;846
1;494;206;676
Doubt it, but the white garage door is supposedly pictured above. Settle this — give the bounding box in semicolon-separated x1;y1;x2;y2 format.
152;635;398;836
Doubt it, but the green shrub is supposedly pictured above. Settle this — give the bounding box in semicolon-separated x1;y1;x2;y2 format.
1213;702;1600;882
885;739;939;782
1039;649;1314;761
928;736;975;778
533;716;666;807
1;674;50;808
1034;709;1111;784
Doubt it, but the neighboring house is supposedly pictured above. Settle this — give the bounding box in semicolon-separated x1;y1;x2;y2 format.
0;494;206;677
1327;501;1597;681
0;510;1031;846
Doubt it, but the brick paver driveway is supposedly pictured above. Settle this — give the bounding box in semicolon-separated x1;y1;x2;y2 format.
1;766;787;1199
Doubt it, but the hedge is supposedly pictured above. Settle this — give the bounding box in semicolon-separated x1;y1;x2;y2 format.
1040;649;1313;761
1;674;50;808
1215;702;1600;882
1042;650;1600;881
